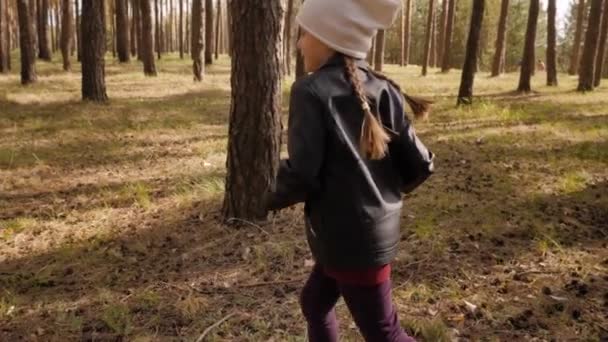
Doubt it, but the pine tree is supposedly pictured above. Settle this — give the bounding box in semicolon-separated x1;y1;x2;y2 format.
457;0;485;105
517;0;540;92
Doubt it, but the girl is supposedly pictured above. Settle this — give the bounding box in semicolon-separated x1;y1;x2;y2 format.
267;0;435;341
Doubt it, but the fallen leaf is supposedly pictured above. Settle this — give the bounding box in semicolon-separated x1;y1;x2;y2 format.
549;295;568;302
463;300;477;314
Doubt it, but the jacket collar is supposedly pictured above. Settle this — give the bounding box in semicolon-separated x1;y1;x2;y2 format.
320;53;369;70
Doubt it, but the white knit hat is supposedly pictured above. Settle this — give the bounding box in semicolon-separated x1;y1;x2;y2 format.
296;0;402;59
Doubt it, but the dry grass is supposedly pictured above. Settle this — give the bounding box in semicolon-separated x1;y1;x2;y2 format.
1;54;607;341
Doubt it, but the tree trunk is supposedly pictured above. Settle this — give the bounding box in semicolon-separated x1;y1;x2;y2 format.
295;0;305;77
491;0;508;77
161;0;166;54
430;12;437;67
223;0;283;222
368;35;376;65
179;0;183;58
603;46;608;77
7;0;12;69
295;0;305;80
457;0;484;105
60;0;72;70
185;0;190;54
81;0;107;102
399;2;404;66
17;0;37;84
374;29;385;71
283;0;293;75
422;0;435;76
115;0;129;62
135;0;142;60
204;0;212;64
517;0;539;93
569;0;586;75
76;0;81;61
593;0;608;86
404;0;412;66
130;0;136;56
29;0;37;58
155;0;160;59
191;0;204;80
38;0;51;60
140;0;156;75
546;0;557;86
0;0;9;73
437;0;448;67
226;0;231;56
169;0;173;52
441;0;455;72
110;0;116;57
214;0;220;59
55;2;60;52
578;0;603;91
50;2;56;53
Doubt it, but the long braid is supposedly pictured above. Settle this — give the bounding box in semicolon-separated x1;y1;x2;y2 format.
367;68;433;120
344;56;391;160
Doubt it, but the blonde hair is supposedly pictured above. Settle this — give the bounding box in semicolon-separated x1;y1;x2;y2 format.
343;56;433;160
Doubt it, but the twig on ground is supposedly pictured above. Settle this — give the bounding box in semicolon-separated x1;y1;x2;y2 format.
226;217;270;235
238;277;305;288
515;270;560;277
195;312;237;342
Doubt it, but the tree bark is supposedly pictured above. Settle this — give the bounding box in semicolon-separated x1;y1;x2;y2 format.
115;0;129;62
283;0;293;75
295;0;305;77
155;0;160;59
374;29;385;72
441;0;455;72
214;0;220;59
191;0;204;80
578;0;603;91
76;0;81;61
6;0;12;69
368;35;375;65
223;0;283;222
517;0;539;93
179;0;184;58
136;0;143;60
130;0;136;56
81;0;107;102
0;0;9;73
140;0;156;75
204;0;212;64
38;0;51;60
17;0;37;84
422;0;435;76
491;0;509;77
110;0;116;57
404;0;412;66
546;0;557;86
295;24;304;78
569;0;586;75
185;0;190;54
457;0;484;105
60;0;72;70
593;0;608;86
54;1;60;52
437;0;449;66
29;0;37;57
430;11;437;67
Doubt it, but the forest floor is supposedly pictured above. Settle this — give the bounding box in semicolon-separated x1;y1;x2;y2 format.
0;54;607;342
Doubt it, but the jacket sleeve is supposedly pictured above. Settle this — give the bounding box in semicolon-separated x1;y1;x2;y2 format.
387;88;435;194
266;80;326;211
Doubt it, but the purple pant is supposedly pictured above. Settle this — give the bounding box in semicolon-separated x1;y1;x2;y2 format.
300;264;416;342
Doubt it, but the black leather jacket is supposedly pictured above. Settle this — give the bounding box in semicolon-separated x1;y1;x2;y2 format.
268;54;434;270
